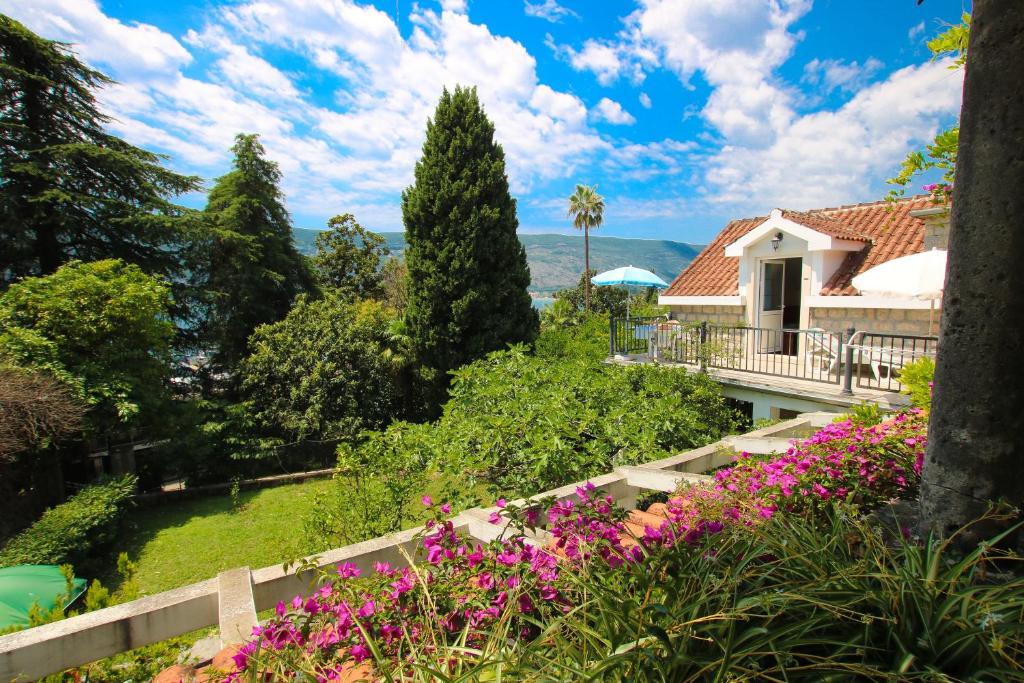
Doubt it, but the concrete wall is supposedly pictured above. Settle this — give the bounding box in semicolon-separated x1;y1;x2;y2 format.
720;385;847;422
669;304;936;337
668;305;746;325
808;306;937;337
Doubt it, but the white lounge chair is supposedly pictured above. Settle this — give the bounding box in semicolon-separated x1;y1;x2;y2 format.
805;328;842;374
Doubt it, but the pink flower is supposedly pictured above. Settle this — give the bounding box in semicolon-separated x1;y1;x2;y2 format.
421;494;433;507
496;498;507;508
357;600;376;618
336;562;361;579
440;503;451;514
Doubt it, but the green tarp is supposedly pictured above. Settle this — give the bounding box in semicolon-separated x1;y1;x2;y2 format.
0;565;87;631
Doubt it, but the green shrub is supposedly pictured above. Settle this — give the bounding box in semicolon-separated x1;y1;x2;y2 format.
0;476;136;568
900;355;935;410
304;423;431;547
434;345;737;497
534;312;609;362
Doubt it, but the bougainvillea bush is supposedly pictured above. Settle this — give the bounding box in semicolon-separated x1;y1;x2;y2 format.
225;410;1023;680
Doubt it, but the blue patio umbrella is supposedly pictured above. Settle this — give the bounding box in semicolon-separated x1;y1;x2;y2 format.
591;266;669;318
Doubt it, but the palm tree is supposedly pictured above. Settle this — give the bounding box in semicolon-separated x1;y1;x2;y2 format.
567;184;605;312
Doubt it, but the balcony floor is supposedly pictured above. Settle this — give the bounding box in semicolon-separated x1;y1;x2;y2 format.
606;353;912;412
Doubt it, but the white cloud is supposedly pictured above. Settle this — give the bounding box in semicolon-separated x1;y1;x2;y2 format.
908;21;926;41
633;0;812;145
639;92;652;109
185;26;300;100
593;97;636;125
524;0;578;23
703;58;963;212
2;0;192;77
558;39;626;85
604;138;698;180
5;0;616;229
440;0;468;13
803;57;884;94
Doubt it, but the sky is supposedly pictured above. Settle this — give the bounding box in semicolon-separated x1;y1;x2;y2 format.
5;0;969;242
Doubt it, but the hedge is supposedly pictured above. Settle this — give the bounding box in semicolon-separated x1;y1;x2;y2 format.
0;476;136;568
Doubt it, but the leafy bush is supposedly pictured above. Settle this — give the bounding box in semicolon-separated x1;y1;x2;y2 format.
0;260;173;430
900;355;935;410
434;345;737;497
534;312;609;362
234;296;408;460
0;476;136;569
304;423;431;547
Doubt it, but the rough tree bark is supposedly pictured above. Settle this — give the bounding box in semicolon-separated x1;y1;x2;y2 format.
919;0;1024;547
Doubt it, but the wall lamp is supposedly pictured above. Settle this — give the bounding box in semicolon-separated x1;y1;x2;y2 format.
770;231;784;251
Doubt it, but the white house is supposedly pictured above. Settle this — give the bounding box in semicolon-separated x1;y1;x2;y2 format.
659;195;950;338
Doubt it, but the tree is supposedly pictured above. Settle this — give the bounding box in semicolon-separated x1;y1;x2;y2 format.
919;0;1024;548
0;259;174;434
381;258;409;313
402;86;538;407
0;367;83;463
312;213;389;300
567;184;605;311
234;295;406;462
198;134;316;371
553;269;628;319
0;16;201;285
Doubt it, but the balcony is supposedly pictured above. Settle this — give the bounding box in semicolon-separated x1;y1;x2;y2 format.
608;317;937;409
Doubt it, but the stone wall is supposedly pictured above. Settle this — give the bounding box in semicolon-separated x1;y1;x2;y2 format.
808;306;937;337
668;305;746;326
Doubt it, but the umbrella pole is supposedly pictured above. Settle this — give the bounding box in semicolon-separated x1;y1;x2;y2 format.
928;299;935;336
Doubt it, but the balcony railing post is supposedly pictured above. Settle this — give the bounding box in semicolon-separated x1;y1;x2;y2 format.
699;321;708;373
609;316;616;357
841;327;855;395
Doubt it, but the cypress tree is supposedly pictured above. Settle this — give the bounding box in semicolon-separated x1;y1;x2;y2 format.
402;86;538;406
0;15;201;285
198;133;316;371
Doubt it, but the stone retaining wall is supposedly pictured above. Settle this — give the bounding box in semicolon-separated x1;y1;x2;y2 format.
809;306;936;337
668;305;746;325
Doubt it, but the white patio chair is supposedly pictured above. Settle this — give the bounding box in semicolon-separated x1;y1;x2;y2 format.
805;328;842;374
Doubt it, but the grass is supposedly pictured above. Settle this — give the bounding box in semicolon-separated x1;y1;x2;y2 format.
103;479;337;595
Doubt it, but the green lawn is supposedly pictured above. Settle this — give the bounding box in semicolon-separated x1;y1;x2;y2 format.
107;479;338;595
99;473;490;596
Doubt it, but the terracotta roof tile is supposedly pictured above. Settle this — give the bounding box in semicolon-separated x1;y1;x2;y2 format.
780;209;872;242
663;196;939;297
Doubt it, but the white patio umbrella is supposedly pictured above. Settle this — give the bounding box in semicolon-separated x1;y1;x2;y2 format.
591;265;669;319
851;248;947;334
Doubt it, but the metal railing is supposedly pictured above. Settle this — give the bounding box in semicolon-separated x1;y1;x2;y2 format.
610;319;938;393
700;325;844;384
844;331;938;393
609;315;672;357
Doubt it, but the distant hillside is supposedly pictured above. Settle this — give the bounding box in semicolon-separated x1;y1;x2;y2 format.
293;228;703;295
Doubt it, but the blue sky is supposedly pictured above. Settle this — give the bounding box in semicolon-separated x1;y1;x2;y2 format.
5;0;968;242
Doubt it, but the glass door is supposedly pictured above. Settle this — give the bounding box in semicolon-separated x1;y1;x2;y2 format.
758;260;784;352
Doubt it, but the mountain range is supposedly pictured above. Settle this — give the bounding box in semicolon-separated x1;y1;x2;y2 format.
293;228;703;296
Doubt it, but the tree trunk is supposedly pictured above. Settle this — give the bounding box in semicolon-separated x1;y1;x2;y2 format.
919;0;1024;548
584;226;591;312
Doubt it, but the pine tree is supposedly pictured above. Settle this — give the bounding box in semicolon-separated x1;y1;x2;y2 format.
0;15;201;284
198;134;316;371
402;86;538;406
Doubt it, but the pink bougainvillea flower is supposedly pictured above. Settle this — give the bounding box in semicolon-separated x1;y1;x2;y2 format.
336;562;361;579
